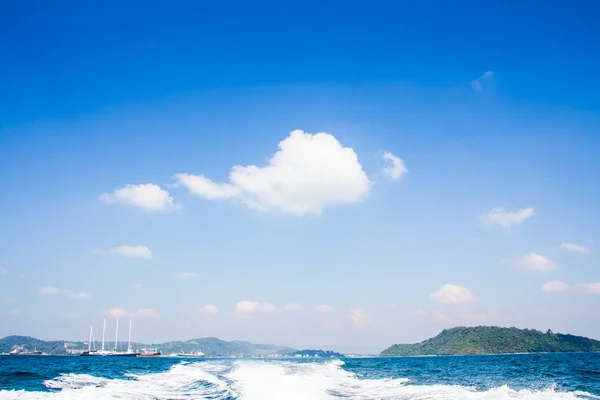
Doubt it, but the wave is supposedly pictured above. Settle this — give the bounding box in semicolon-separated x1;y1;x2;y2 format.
0;359;596;399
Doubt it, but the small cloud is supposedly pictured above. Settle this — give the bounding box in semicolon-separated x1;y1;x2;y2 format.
235;301;276;315
0;268;7;275
472;71;494;91
173;130;371;215
315;305;334;313
66;291;91;300
7;309;20;316
381;152;408;180
111;245;152;259
577;282;600;295
430;284;476;304
105;308;127;318
501;253;558;271
349;308;372;326
433;310;449;322
200;305;219;315
541;281;571;293
175;272;199;279
39;286;58;295
130;308;160;318
62;312;81;319
284;303;302;311
101;183;180;212
561;242;590;254
479;207;535;228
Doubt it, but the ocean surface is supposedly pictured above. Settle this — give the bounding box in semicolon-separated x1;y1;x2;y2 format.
0;353;599;399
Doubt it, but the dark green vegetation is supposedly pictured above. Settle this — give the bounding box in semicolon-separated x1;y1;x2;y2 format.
381;326;600;356
0;335;296;357
290;349;344;358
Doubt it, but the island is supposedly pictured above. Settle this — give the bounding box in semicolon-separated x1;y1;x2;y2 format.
381;326;600;356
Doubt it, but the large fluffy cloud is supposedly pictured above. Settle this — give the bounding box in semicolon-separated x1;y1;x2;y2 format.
479;207;535;228
174;130;371;215
101;184;179;212
430;284;476;304
501;253;557;271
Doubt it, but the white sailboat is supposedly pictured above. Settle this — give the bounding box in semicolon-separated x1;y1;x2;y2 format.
80;319;139;356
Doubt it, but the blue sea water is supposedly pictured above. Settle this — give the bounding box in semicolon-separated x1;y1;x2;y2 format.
0;353;599;399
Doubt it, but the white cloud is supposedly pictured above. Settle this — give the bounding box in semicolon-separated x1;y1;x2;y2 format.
315;305;334;313
561;242;590;254
285;303;302;311
7;309;20;316
62;312;81;319
0;268;7;275
130;308;160;318
578;282;600;295
430;284;476;304
502;253;558;271
174;130;371;215
235;301;276;314
479;207;535;228
381;152;408;180
200;305;219;315
111;245;152;259
39;286;58;295
175;272;199;279
101;183;179;212
433;310;449;322
66;291;91;300
105;308;127;318
472;71;494;91
349;308;372;326
541;281;571;293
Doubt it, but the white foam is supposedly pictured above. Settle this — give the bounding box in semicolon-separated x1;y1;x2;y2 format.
0;359;595;399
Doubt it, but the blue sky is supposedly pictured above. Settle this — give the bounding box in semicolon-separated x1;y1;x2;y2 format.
1;1;599;353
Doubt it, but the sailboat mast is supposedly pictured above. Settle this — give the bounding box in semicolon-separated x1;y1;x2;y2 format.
128;320;132;353
88;326;92;352
114;319;119;352
101;319;106;351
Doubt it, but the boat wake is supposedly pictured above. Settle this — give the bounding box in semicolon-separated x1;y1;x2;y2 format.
0;359;596;399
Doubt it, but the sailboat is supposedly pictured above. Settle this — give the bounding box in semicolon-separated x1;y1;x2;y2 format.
80;319;140;356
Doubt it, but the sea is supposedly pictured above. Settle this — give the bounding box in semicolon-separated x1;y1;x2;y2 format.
0;353;599;399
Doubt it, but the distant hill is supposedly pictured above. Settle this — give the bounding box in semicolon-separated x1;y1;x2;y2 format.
290;349;344;358
0;335;295;357
381;326;600;356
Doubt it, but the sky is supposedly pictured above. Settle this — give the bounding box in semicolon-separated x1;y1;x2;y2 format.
0;0;599;354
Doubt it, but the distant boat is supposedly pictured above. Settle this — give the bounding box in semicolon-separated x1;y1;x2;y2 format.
177;348;205;357
80;319;140;357
9;345;42;356
138;348;161;358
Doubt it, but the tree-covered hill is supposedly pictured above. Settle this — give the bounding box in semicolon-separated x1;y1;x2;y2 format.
381;326;600;356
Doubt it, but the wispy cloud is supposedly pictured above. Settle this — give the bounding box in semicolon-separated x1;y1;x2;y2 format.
65;290;91;300
39;286;58;295
479;207;535;228
561;242;590;254
200;305;219;315
349;308;372;326
577;282;600;295
430;284;476;304
381;152;408;180
541;281;570;293
130;308;160;318
105;308;127;318
111;245;152;259
541;281;600;295
235;301;276;315
315;305;334;313
101;183;180;212
174;130;371;215
501;253;558;271
284;303;302;311
472;71;494;91
175;272;199;279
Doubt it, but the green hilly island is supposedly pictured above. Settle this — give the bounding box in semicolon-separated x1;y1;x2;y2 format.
381;326;600;356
